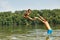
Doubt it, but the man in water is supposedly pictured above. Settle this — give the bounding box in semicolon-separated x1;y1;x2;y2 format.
35;14;53;35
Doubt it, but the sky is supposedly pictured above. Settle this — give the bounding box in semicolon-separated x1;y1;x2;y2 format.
0;0;60;12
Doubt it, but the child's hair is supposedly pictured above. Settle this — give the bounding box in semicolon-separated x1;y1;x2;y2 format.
27;9;31;12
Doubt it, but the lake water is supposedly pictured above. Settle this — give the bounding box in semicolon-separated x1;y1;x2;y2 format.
0;25;60;40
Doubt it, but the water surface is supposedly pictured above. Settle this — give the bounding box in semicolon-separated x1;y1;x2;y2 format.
0;25;60;40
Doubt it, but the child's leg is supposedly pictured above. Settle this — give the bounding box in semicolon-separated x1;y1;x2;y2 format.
37;14;45;20
34;17;43;22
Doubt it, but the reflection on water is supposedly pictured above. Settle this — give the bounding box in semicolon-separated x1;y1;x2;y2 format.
0;25;60;40
46;36;50;40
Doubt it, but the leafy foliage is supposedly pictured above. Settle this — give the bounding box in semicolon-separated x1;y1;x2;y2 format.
0;9;60;26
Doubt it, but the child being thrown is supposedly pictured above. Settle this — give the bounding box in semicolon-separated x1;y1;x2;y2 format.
24;9;36;20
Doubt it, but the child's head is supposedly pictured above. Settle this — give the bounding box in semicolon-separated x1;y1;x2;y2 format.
27;9;31;13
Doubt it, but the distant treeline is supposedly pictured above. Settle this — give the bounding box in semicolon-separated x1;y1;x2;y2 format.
0;9;60;26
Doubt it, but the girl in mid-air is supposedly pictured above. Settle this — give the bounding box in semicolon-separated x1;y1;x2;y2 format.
24;9;36;20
